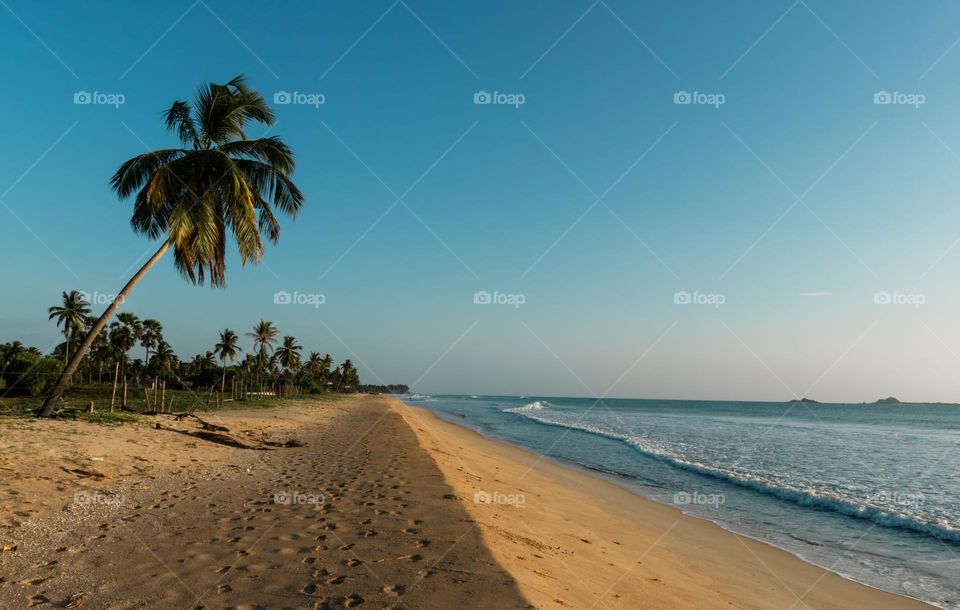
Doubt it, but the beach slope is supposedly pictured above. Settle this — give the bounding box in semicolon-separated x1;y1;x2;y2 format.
396;400;933;610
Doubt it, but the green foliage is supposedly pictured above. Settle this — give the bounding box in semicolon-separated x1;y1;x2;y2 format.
74;411;141;425
3;352;64;396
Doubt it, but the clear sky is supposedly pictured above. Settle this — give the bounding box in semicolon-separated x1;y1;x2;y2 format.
3;1;960;402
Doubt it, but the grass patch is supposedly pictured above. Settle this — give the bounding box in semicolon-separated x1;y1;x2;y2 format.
72;411;142;425
0;389;357;422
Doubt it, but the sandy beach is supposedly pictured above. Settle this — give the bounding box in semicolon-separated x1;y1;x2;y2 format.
0;395;934;609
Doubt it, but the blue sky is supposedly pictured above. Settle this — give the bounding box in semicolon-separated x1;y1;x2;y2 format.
4;1;960;401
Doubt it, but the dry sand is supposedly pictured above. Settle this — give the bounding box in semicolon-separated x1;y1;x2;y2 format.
0;395;934;609
1;397;525;609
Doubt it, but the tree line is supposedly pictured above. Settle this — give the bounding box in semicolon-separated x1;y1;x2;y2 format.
1;290;364;406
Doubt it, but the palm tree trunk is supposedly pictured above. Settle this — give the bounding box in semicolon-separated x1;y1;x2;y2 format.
64;321;71;364
38;241;171;417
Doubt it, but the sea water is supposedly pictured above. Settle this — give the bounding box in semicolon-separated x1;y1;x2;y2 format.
399;395;960;608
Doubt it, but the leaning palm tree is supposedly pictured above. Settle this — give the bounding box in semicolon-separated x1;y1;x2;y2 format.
214;329;240;401
48;291;91;364
40;75;304;416
247;320;278;392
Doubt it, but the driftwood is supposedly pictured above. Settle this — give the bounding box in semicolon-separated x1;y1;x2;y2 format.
144;411;230;432
153;423;262;449
148;414;303;450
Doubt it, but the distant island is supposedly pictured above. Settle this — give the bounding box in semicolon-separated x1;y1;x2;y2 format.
787;397;820;404
874;397;902;404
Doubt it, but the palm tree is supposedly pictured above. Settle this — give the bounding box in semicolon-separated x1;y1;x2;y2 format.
336;359;359;392
39;75;305;416
109;312;141;407
320;353;334;390
247;320;278;392
214;329;240;400
301;351;333;392
275;336;302;374
140;319;164;367
275;335;302;394
48;291;91;364
151;340;176;379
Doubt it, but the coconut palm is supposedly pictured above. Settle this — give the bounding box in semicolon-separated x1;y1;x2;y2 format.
109;312;141;407
48;291;91;363
247;320;278;390
140;319;164;366
336;359;359;392
214;329;240;400
39;75;305;416
275;336;302;374
301;352;333;391
151;340;176;379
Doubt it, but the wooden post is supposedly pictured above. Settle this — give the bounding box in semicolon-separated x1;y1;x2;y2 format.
88;400;95;413
110;362;120;413
161;381;166;412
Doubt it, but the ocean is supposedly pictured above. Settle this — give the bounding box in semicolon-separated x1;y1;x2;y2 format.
399;394;960;609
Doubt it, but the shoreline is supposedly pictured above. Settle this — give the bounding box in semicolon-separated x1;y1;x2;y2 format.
452;414;943;605
394;399;935;609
